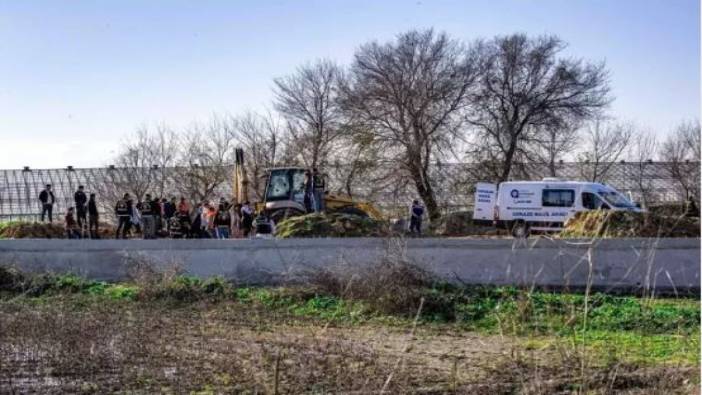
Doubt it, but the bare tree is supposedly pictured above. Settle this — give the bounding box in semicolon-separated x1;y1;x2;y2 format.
273;59;344;169
174;117;236;203
627;130;658;208
339;29;481;221
467;34;611;182
577;119;633;182
325;127;384;198
147;124;180;198
528;120;581;177
98;126;179;206
230;111;283;200
660;120;701;204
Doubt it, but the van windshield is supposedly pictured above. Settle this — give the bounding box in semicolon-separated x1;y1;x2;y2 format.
597;191;635;208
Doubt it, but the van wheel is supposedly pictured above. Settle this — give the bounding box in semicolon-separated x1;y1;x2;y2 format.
511;221;529;238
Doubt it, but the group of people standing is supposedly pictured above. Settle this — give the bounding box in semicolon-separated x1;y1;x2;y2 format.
114;194;258;239
38;184;100;239
37;175;426;239
38;183;261;240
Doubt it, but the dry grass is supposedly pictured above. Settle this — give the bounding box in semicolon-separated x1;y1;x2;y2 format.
275;212;390;238
482;351;697;394
0;220;120;239
0;295;696;394
0;221;65;239
560;210;700;238
0;297;487;393
428;211;508;237
0;232;699;393
301;238;433;316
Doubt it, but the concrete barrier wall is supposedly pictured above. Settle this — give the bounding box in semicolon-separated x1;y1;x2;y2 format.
0;238;699;293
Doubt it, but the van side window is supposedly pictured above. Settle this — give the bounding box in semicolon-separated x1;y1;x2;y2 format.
542;189;575;207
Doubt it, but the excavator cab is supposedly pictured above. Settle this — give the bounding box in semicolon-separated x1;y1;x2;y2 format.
264;168;307;206
260;167;309;223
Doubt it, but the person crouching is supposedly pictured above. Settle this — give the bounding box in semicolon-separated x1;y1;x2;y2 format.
64;207;81;239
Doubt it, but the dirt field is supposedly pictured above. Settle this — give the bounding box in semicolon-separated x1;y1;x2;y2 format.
0;294;697;394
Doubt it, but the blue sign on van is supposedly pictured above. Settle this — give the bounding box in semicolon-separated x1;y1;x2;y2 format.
510;189;519;198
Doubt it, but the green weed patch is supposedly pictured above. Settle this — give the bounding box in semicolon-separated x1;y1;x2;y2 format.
1;266;698;366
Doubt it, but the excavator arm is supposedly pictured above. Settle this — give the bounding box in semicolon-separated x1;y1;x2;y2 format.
232;148;248;205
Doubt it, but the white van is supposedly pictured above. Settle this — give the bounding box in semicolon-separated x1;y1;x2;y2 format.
473;178;642;237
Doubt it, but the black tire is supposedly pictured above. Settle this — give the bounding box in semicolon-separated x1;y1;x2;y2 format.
335;206;369;218
511;220;529;238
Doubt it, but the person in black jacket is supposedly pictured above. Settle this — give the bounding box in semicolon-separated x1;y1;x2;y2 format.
312;168;325;212
38;184;55;222
240;201;254;237
74;185;88;230
164;197;176;219
138;194;156;239
409;200;424;236
88;193;99;239
115;193;132;239
303;171;314;213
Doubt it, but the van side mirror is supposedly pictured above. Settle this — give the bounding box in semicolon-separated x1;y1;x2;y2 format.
635;202;642;209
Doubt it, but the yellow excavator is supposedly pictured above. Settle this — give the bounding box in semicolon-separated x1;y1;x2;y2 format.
232;148;382;223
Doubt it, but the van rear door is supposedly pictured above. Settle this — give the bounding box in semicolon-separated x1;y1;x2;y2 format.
473;183;497;221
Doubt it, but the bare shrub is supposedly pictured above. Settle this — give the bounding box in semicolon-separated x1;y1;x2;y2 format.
123;253;183;285
121;253;213;301
0;265;25;292
302;238;433;315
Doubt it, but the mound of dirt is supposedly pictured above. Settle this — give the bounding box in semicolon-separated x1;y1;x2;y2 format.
0;221;118;239
560;210;700;238
0;221;65;239
429;211;507;237
275;213;388;238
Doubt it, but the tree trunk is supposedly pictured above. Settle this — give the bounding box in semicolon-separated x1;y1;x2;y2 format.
409;163;441;222
548;158;557;177
499;142;517;183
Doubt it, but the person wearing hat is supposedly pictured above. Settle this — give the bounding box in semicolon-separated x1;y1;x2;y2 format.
38;184;55;222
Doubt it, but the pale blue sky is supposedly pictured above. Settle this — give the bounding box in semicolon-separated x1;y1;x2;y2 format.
0;0;699;168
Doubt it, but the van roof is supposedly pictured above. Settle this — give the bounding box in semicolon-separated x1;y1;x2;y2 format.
501;180;608;187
